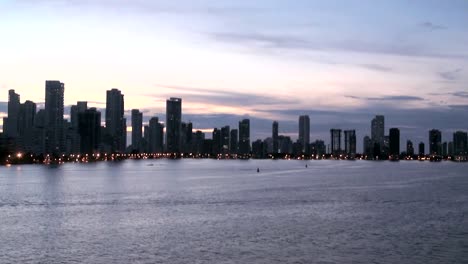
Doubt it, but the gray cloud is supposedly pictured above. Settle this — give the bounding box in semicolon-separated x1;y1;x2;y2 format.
211;32;468;60
345;95;425;101
452;91;468;98
151;84;300;107
421;22;447;31
439;68;462;81
359;64;393;72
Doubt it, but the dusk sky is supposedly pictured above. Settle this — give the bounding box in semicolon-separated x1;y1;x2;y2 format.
1;0;467;150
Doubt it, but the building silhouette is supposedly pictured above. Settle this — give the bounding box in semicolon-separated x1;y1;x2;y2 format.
148;117;164;153
419;142;425;155
17;100;36;153
371;115;385;152
272;121;279;154
429;129;442;155
131;109;143;152
78;108;101;154
389;128;400;157
221;126;230;154
3;89;20;138
406;140;414;156
106;89;126;153
230;129;238;154
453;131;468;155
330;129;342;155
344;130;356;157
298;115;310;154
44;80;65;155
166;98;182;153
238;119;250;155
363;135;372;156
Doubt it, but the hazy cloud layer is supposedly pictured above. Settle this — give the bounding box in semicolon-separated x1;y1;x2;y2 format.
211;32;468;60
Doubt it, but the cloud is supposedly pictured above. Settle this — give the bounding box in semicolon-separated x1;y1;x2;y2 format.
421;22;447;31
438;68;462;81
211;32;468;60
359;64;393;72
452;91;468;98
345;95;425;101
151;84;300;107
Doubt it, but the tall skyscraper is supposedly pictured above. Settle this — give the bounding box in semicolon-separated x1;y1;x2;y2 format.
44;80;65;155
330;129;342;155
298;115;310;153
419;142;425;156
212;128;221;155
17;100;36;152
71;102;87;129
148;117;164;153
70;101;87;154
344;130;356;156
453;131;468;155
406;140;414;156
363;135;372;156
221;126;230;154
238;119;250;155
230;129;238;154
272;121;279;154
389;128;400;157
166;98;182;153
371;115;385;148
429;129;442;155
78;108;101;154
3;89;21;138
131;109;143;152
106;89;126;153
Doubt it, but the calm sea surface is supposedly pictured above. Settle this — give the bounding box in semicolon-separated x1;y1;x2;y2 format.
0;160;467;263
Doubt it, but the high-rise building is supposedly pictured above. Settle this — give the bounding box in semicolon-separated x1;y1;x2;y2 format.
230;129;238;154
131;109;143;152
238;119;250;155
44;80;65;155
298;115;310;153
330;129;342;155
419;142;425;156
344;130;356;156
212;128;221;155
448;142;454;156
78;108;101;154
442;142;448;156
166;98;182;153
105;89;126;153
389;128;400;157
371;115;385;149
17;100;36;153
429;129;442;155
71;101;88;129
272;121;279;154
221;126;230;154
148;117;164;153
363;135;372;156
453;131;468;155
406;140;414;156
70;101;87;154
3;89;21;138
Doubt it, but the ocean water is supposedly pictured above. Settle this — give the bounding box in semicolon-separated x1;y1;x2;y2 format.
0;160;467;263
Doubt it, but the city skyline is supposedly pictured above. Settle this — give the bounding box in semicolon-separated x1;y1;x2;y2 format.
1;1;468;151
1;82;467;158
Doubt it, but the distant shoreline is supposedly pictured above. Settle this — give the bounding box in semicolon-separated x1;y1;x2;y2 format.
2;153;467;167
